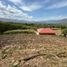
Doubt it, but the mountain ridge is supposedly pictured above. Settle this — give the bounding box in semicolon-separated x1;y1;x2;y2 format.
0;18;67;24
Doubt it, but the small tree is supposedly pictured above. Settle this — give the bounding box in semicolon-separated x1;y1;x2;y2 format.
62;29;67;37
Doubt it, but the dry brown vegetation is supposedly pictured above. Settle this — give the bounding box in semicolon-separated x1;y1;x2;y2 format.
0;34;67;67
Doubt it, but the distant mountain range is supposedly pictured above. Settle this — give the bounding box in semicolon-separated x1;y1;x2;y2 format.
46;19;67;24
0;18;32;23
0;18;67;24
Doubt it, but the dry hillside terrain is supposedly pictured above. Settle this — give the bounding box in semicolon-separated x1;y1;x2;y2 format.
0;34;67;67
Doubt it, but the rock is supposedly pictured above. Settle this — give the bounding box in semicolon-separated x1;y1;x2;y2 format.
2;54;7;59
13;61;19;67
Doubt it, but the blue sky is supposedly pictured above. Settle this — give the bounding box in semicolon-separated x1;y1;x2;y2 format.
0;0;67;21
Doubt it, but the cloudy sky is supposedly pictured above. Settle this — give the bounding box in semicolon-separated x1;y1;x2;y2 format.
0;0;67;21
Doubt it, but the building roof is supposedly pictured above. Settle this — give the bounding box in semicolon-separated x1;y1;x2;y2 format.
37;28;55;34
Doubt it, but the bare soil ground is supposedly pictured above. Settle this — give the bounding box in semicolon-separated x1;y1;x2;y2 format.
0;34;67;67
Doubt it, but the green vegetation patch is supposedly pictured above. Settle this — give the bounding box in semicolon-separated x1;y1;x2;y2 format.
4;29;35;34
62;29;67;34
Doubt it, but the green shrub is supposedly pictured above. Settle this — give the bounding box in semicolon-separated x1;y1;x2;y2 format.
62;29;67;34
4;29;35;34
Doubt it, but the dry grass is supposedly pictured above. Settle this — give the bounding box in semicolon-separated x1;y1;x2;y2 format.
0;34;67;67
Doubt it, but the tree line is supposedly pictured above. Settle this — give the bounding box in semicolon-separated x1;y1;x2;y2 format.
0;21;67;34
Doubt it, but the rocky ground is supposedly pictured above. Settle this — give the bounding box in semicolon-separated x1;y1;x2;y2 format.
0;34;67;67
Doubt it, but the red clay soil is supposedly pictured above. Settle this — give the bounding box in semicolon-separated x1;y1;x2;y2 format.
37;28;56;35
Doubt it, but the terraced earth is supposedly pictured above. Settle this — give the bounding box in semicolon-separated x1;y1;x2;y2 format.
0;34;67;67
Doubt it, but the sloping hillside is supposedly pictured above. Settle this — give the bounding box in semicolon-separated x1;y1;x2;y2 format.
0;34;67;67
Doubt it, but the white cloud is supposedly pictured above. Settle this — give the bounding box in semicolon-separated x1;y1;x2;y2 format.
0;0;44;20
47;0;67;9
0;1;33;21
9;0;43;12
0;0;41;20
9;0;22;4
21;2;43;11
0;1;6;8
